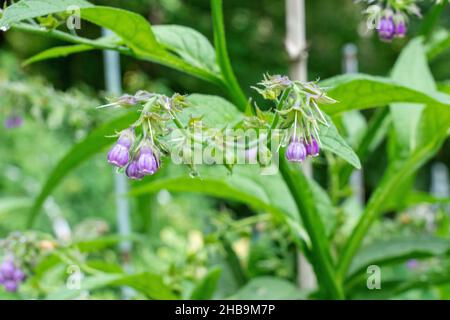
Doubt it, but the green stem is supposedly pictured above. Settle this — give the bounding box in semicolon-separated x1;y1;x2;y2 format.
270;88;292;129
279;157;344;299
219;234;248;286
210;0;248;111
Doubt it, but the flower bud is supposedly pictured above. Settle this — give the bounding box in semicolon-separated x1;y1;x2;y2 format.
305;138;320;157
395;20;407;38
125;160;144;180
4;116;23;129
285;139;307;162
137;144;160;176
107;144;130;168
117;128;135;149
378;16;395;41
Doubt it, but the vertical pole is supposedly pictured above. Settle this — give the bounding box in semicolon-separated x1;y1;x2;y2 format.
342;44;365;206
431;163;450;219
102;28;133;299
286;0;317;290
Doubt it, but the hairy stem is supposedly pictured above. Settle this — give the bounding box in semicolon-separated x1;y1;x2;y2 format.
279;158;344;299
211;0;248;111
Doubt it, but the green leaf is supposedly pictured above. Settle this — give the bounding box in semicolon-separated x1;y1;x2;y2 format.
321;74;450;115
23;44;94;65
229;277;307;300
0;197;32;228
28;112;138;227
23;34;121;65
70;234;143;253
347;236;450;278
45;271;177;300
45;273;122;300
112;272;178;299
390;38;435;155
130;165;300;226
0;197;31;214
0;2;160;54
79;6;160;55
426;29;450;60
184;94;243;127
153;25;219;74
337;125;448;280
0;0;93;28
190;267;222;300
383;191;450;212
319;118;361;169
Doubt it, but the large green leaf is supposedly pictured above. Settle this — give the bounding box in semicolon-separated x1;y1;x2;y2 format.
79;6;160;55
184;94;243;127
229;277;307;300
0;1;160;54
28;112;138;227
153;25;219;74
336;40;450;279
130;165;300;226
0;0;93;27
3;1;223;86
319;118;361;169
337;123;448;280
390;38;436;155
347;237;450;278
321;74;450;115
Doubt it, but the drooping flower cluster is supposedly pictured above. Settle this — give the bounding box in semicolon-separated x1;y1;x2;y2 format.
285;137;320;162
0;258;26;293
377;10;407;41
361;0;421;41
252;74;336;163
0;232;56;293
102;76;335;175
104;92;188;180
4;115;23;129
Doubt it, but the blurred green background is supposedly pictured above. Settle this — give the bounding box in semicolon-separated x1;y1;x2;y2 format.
0;0;449;299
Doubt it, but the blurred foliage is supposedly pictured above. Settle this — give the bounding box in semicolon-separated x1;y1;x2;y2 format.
0;0;449;300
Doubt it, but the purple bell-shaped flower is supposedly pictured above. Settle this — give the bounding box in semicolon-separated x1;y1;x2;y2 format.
305;138;320;157
285;139;307;162
378;16;395;41
137;145;160;175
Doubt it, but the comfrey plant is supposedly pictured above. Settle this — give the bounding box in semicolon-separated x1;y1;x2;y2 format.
103;92;185;179
252;75;335;162
361;0;422;40
2;0;450;300
0;232;52;293
104;75;336;179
